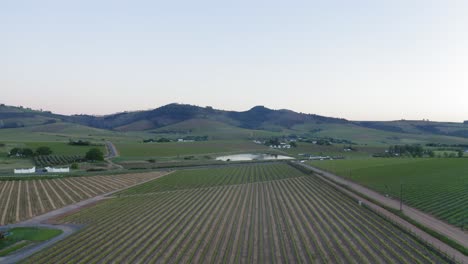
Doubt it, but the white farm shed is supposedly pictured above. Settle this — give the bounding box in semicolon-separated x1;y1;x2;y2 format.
14;167;36;174
45;167;70;173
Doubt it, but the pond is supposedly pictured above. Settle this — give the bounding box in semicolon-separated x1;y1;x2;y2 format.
216;153;294;161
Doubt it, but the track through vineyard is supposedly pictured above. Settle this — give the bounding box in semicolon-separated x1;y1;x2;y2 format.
0;172;167;225
24;164;451;263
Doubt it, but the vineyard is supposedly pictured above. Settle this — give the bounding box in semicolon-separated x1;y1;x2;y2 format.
308;158;468;228
25;164;450;263
0;171;168;225
116;163;305;195
34;155;84;167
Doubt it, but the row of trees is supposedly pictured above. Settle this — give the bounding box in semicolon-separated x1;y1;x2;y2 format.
386;144;464;158
10;146;104;162
9;146;53;157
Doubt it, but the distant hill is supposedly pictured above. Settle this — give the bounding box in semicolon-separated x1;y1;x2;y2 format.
1;103;468;144
67;103;347;131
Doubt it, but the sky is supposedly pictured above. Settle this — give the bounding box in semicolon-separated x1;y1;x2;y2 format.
1;0;467;121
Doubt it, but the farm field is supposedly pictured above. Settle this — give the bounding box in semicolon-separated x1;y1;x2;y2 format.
116;163;305;195
281;142;386;159
308;158;468;228
0;227;62;256
23;142;106;156
0;171;167;225
34;155;84;167
114;140;269;159
25;164;450;263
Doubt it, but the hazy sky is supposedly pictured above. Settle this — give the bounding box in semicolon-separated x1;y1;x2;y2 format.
1;0;467;121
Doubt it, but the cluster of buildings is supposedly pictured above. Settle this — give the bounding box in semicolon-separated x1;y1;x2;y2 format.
269;143;291;149
13;166;70;174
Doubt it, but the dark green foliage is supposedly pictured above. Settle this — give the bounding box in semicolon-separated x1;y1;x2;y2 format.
9;147;34;157
387;144;426;157
85;148;104;161
68;139;91;146
35;146;53;156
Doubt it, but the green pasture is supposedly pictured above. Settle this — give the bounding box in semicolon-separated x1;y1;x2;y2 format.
293;123;468;146
0;227;62;256
281;142;385;159
308;158;468;227
23;142;105;156
149;118;280;140
115;140;269;159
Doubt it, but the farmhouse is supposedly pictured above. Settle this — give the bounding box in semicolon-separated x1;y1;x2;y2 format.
13;166;36;174
45;167;70;173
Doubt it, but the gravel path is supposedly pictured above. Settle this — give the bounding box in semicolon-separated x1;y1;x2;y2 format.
299;162;467;263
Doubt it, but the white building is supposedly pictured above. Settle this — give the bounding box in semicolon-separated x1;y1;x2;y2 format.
45;167;70;173
14;167;36;174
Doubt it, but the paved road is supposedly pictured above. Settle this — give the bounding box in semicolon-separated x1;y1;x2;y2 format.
0;171;171;264
298;162;468;263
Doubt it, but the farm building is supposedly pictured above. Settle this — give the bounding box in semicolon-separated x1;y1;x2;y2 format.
14;166;36;174
45;167;70;173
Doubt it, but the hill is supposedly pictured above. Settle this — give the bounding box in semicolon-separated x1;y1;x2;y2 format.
1;103;468;145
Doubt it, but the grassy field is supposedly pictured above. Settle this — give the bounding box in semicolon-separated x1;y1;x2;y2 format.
22;142;106;156
281;142;386;159
0;172;167;225
115;140;269;159
293;123;468;146
0;227;62;256
25;164;450;263
308;158;468;228
149;118;280;140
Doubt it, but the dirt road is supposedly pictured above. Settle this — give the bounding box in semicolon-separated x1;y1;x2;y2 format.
104;141;123;169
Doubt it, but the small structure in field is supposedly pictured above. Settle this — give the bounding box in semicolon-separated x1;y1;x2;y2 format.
14;166;36;174
45;167;70;173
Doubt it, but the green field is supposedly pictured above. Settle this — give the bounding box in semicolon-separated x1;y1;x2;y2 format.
281;142;385;159
0;141;106;174
25;164;449;263
116;163;305;195
22;142;106;156
293;123;468;146
308;158;468;228
115;140;269;159
0;227;62;256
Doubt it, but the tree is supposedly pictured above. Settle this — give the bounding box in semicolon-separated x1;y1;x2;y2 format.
9;147;21;156
35;146;53;156
21;148;34;157
458;150;464;158
85;148;104;161
71;163;79;169
290;141;297;148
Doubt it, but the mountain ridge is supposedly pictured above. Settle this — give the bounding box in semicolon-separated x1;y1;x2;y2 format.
0;103;467;140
